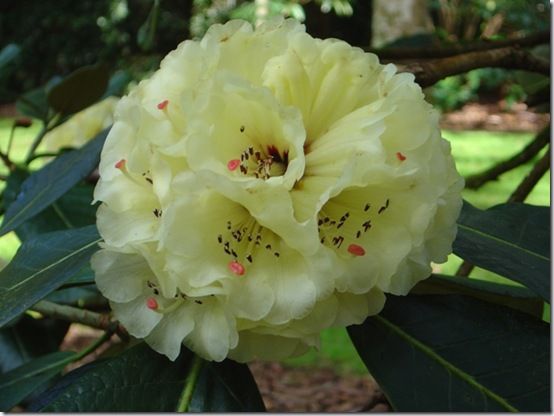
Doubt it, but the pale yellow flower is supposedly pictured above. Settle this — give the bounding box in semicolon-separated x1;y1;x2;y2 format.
92;19;463;362
43;97;118;151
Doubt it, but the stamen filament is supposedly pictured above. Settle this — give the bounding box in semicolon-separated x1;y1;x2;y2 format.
115;158;153;188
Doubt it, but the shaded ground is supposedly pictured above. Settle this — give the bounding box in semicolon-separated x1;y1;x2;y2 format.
440;101;549;132
249;361;391;412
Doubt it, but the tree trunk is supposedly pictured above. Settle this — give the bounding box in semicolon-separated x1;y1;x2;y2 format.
371;0;434;48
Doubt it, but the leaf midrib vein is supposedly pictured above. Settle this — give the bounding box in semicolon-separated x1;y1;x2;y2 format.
0;353;76;390
458;224;549;262
7;237;101;291
375;314;518;412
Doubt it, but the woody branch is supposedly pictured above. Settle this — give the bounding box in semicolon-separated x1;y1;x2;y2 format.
399;47;549;88
368;30;549;59
31;300;129;341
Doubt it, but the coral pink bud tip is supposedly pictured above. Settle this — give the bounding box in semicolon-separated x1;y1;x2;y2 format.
227;159;241;171
146;297;158;310
157;99;169;110
228;260;245;276
396;152;406;162
115;159;126;169
347;244;366;256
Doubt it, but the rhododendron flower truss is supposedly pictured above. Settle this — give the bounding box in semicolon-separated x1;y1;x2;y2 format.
92;19;464;363
43;97;118;150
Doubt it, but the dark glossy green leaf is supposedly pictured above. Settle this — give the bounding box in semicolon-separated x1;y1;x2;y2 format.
47;64;109;116
0;44;20;70
0;130;107;237
62;264;95;286
0;225;101;328
46;285;101;307
16;87;49;121
4;169;97;241
21;186;98;238
349;294;549;412
0;316;69;374
102;70;131;98
31;343;265;412
0;351;75;411
515;70;549;96
33;343;193;411
137;0;160;52
190;359;266;412
412;274;544;318
15;77;62;122
454;201;550;302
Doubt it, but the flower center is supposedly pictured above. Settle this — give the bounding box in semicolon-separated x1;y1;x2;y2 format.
216;215;281;275
318;196;392;257
230;144;289;180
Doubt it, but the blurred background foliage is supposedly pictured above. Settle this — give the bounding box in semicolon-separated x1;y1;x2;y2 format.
0;0;550;109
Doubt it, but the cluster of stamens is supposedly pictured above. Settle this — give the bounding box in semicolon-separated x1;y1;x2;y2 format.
318;198;391;257
228;145;274;180
228;141;289;180
216;218;282;277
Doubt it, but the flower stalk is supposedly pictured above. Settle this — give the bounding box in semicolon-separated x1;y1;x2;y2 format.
73;327;116;361
176;354;204;412
24;113;62;164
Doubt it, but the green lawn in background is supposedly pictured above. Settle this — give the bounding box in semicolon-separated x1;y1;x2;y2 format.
439;130;550;284
0;119;550;374
0;118;41;260
444;130;550;209
0;118;41;167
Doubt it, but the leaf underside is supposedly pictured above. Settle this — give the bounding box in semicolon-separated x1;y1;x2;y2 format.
30;343;266;412
0;350;74;411
0;226;101;328
349;294;550;412
454;202;550;302
0;130;107;238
